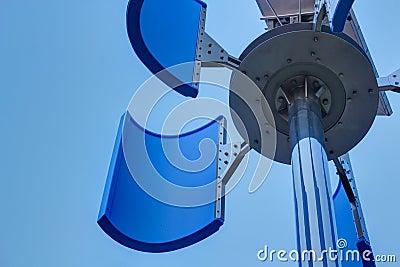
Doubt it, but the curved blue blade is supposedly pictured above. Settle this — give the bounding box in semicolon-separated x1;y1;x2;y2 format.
98;113;224;253
333;182;375;266
330;0;355;32
127;0;207;98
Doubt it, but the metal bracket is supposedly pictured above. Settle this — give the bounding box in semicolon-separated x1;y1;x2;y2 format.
314;0;327;32
196;32;241;68
377;68;400;93
334;154;370;241
194;5;240;80
216;118;251;185
218;141;250;185
215;118;250;218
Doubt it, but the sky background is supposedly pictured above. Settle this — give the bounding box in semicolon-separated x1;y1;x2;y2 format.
1;0;399;266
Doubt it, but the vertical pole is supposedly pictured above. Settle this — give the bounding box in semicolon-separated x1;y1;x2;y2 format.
289;98;338;267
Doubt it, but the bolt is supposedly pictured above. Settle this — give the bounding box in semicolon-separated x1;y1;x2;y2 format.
323;99;329;105
311;51;316;57
314;37;319;42
287;58;292;64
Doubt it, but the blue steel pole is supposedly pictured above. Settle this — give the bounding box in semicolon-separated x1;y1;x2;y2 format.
289;98;339;267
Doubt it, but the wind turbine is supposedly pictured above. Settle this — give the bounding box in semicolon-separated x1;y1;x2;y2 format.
98;1;400;266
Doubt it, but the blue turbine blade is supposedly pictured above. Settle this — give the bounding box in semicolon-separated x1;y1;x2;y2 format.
333;181;375;266
127;0;207;98
330;0;355;32
98;113;224;253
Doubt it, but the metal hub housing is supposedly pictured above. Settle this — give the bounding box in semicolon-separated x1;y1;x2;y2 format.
229;23;379;164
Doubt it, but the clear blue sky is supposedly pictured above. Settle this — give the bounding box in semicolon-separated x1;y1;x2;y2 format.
1;1;399;266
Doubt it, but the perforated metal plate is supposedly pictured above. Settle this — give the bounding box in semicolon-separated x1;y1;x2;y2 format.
98;113;224;252
230;24;379;164
127;0;207;97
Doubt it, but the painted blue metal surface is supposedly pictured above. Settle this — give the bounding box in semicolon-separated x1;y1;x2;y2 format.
98;113;224;253
127;0;207;98
333;181;375;267
357;238;375;267
330;0;355;32
333;181;362;266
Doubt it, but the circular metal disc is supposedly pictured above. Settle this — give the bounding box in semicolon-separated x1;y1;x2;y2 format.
230;25;379;164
